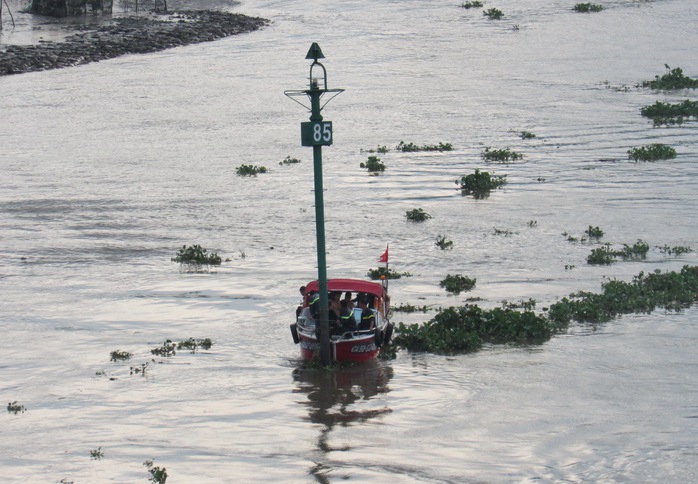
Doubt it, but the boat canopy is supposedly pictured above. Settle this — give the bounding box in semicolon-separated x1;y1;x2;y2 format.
304;278;386;298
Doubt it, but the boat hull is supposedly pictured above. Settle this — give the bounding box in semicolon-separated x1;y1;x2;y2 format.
297;329;381;363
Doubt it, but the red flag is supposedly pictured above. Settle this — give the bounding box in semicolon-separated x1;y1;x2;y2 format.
378;245;389;263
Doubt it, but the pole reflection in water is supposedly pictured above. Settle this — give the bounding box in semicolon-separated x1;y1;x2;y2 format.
292;360;394;480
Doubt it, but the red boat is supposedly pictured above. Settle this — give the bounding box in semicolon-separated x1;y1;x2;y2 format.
291;278;394;363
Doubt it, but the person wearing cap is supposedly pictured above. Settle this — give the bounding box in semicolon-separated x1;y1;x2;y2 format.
357;296;375;330
339;299;357;333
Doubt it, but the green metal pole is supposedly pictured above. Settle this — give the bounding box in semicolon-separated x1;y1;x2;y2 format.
309;83;331;366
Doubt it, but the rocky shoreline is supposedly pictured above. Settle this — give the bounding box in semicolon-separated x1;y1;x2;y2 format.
0;10;269;76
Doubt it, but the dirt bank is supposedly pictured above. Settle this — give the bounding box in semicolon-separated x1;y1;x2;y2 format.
0;10;269;76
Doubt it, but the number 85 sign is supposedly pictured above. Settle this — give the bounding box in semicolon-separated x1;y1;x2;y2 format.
301;121;333;146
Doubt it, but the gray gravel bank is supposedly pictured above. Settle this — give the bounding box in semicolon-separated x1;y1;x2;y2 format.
0;10;269;76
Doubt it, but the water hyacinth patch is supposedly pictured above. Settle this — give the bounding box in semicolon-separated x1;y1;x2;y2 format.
367;266;412;280
481;147;523;162
360;155;386;172
547;265;698;324
456;169;507;197
396;141;453;152
405;208;432;222
461;0;483;9
236;164;268;176
627;143;677;162
640;100;698;126
440;274;476;294
640;65;698;90
483;7;504;20
279;155;301;165
172;244;222;265
573;3;604;12
435;235;453;250
587;240;650;264
394;305;556;353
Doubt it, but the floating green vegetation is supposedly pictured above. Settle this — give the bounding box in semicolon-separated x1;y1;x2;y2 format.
110;350;133;362
367;267;412;280
130;363;148;376
640;65;698;90
236;164;268;176
279;155;301;165
90;447;104;460
363;145;389;154
528;220;538;228
547;265;698;324
627;143;677;162
573;3;604;12
394;305;555;353
393;302;433;313
657;245;693;255
520;130;536;139
483;7;504;19
587;245;615;265
456;169;507;197
7;401;25;414
360;155;386;172
493;227;514;236
172;244;222;265
144;459;168;484
586;225;604;238
587;240;650;265
151;339;177;357
177;337;213;352
640;100;698;126
440;274;476;294
396;141;453;152
481;147;524;162
461;0;483;8
405;208;432;222
502;298;537;311
435;235;453;250
394;266;698;354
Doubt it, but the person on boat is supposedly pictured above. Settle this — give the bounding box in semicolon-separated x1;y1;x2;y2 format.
308;291;320;320
296;285;306;319
339;299;357;333
343;292;355;311
357;296;375;330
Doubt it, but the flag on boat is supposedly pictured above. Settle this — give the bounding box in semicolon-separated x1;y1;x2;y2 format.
378;245;389;263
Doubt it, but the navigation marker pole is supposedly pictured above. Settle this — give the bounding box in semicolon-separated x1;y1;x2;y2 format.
285;43;344;365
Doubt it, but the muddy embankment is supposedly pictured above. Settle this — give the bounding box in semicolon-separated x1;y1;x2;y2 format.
0;10;268;76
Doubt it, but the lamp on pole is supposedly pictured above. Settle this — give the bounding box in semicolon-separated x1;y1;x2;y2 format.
285;43;344;365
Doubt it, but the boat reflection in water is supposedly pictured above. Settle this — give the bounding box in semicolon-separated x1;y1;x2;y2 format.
292;360;394;478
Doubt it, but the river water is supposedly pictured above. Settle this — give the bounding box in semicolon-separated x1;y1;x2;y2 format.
1;0;698;482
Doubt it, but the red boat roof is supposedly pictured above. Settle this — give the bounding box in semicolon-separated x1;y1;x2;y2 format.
304;278;386;297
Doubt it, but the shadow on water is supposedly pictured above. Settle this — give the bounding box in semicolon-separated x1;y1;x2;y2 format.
292;360;394;482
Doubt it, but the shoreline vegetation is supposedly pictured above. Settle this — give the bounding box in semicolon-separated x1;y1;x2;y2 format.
0;10;269;76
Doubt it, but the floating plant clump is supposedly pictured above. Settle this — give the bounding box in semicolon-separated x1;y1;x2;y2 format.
461;1;483;9
456;168;507;197
236;164;268;176
405;208;431;222
573;3;604;12
394;305;555;353
640;100;698;126
172;244;222;265
587;240;649;265
640;65;698;90
393;266;698;354
440;274;476;294
627;143;677;162
279;155;301;165
483;7;504;19
396;141;453;152
367;267;412;280
481;147;523;162
360;155;386;172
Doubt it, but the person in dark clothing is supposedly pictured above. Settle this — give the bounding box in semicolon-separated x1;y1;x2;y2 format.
357;297;375;330
339;299;357;333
